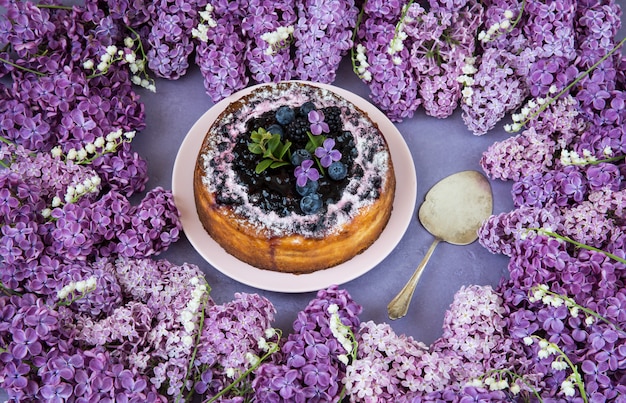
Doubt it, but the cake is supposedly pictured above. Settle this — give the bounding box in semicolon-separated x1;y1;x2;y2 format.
193;81;396;274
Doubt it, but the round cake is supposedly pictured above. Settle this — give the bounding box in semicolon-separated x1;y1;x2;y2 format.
193;81;396;274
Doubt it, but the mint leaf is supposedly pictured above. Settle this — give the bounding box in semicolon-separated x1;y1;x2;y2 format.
255;159;273;174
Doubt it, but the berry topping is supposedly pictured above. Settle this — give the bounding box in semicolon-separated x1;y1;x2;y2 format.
296;179;319;196
328;161;348;181
323;106;342;132
285;116;310;142
235;98;356;218
290;148;312;166
267;123;285;138
276;105;295;125
300;193;322;215
300;101;316;116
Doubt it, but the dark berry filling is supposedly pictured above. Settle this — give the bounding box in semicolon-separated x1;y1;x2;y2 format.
230;103;355;217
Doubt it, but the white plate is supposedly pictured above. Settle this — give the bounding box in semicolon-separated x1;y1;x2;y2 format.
172;81;416;293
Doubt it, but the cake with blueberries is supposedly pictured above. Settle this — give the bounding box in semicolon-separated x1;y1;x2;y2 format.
193;81;396;274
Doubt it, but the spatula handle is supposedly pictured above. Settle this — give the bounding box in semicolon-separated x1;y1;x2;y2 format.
387;238;441;320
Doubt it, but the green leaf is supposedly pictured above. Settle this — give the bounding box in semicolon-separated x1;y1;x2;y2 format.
255;159;273;174
268;133;281;153
305;132;325;153
270;161;290;169
250;129;265;142
277;140;292;159
248;143;263;154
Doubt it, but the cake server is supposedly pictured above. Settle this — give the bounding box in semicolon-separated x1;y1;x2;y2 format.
387;170;493;320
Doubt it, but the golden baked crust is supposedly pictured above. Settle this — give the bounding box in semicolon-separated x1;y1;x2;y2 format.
193;82;395;274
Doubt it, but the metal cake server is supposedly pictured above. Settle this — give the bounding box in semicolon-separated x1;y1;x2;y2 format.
387;170;493;320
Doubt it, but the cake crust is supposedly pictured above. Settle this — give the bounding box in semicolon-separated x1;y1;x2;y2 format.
193;82;395;274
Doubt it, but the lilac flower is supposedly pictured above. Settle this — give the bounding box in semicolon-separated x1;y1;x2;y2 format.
254;286;361;401
92;142;149;197
10;327;42;359
462;48;528;135
294;159;320;187
307;110;329;135
457;386;508;402
585;163;621;191
40;382;73;403
555;166;587;205
23;305;57;338
192;292;276;401
293;0;357;83
577;81;612;111
3;361;30;389
314;138;341;168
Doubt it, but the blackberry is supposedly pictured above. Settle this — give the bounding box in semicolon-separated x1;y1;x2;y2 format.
285;116;309;142
322;106;342;133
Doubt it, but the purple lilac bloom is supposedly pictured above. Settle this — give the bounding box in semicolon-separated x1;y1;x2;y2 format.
253;286;361;402
192;292;276;401
315;138;341;167
294;159;320;187
481;127;555;182
92;142;148;198
242;0;297;83
146;0;199;80
293;0;358;83
307;110;330;135
193;6;249;102
461;48;527;135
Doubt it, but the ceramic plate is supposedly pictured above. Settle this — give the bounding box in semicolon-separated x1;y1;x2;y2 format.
172;81;416;293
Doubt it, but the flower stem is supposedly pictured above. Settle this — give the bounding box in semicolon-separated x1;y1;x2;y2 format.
532;286;626;334
480;368;542;402
179;284;211;403
552;345;587;403
530;336;588;403
206;332;281;403
0;57;45;76
0;281;20;297
350;0;367;76
521;36;626;128
393;0;414;39
126;25;147;59
509;0;527;30
36;4;73;10
533;228;626;265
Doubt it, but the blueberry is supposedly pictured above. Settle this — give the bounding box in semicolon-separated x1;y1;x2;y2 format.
267;123;284;138
290;149;312;166
328;161;348;181
276;106;295;125
296;179;319;196
300;101;316;116
300;193;322;215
